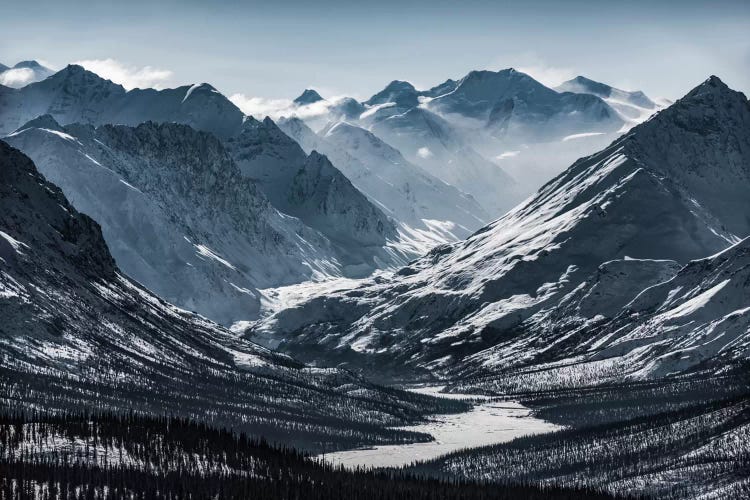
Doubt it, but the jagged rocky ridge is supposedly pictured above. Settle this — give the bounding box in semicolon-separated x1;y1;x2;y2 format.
0;65;244;138
4;118;348;324
0;65;438;265
225;116;398;253
0;140;467;450
278;116;491;248
250;76;750;385
289;69;640;218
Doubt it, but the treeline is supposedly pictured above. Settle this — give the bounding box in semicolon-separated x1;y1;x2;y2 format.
0;365;469;453
409;393;750;500
0;410;616;500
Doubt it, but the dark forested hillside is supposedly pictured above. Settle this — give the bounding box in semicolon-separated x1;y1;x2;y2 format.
411;374;750;499
0;411;616;500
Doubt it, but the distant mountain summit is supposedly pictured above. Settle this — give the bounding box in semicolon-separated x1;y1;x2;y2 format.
12;60;48;70
0;65;245;137
0;59;54;88
294;88;324;105
557;75;661;122
251;76;750;383
559;75;656;108
364;80;420;108
427;68;623;140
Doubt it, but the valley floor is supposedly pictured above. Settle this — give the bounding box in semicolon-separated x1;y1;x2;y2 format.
321;386;561;468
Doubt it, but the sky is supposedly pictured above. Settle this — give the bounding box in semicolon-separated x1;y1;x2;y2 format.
3;0;749;108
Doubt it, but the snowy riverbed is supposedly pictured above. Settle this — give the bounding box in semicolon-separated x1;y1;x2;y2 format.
320;386;561;469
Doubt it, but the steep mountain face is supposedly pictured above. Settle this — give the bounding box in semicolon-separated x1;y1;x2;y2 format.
0;140;465;450
225;116;397;254
4;118;349;324
0;60;54;88
250;77;750;383
557;75;661;123
318;120;492;247
1;66;408;296
278;116;491;249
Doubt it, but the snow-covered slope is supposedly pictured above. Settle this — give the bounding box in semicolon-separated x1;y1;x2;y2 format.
279;116;491;249
225;116;397;256
369;107;521;215
557;75;663;126
0;60;54;89
319;120;492;246
456;237;750;392
4;118;348;324
426;69;623;142
0;65;245;138
1;66;412;296
0;140;465;447
250;76;750;382
286;69;627;216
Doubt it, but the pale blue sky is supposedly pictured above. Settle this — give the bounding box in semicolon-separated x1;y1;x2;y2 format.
3;0;749;101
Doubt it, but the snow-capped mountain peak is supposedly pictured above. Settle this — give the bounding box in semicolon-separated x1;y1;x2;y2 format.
365;80;419;108
250;76;750;384
557;75;661;124
0;59;55;89
294;88;325;105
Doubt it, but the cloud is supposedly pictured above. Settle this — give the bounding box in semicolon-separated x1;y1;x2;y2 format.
0;68;37;87
417;147;433;159
73;58;173;90
516;64;575;88
487;52;576;88
229;93;339;120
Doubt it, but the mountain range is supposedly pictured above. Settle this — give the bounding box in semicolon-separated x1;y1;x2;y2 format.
0;139;464;450
2;58;748;499
4;116;352;324
250;76;750;387
287;68;665;216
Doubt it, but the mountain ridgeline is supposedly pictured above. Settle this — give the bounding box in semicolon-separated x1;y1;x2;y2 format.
0;140;469;451
2;59;750;500
250;76;750;387
1;66;412;324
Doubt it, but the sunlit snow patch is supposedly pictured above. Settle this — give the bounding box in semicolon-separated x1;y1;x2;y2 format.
496;151;521;160
0;230;29;254
184;237;237;270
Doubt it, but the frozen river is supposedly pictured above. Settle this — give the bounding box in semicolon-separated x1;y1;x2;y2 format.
320;386;561;469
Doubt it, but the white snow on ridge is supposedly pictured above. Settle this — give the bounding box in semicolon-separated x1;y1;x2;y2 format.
562;132;605;142
360;102;396;120
496;151;520;160
190;241;237;270
0;230;29;254
657;279;730;321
